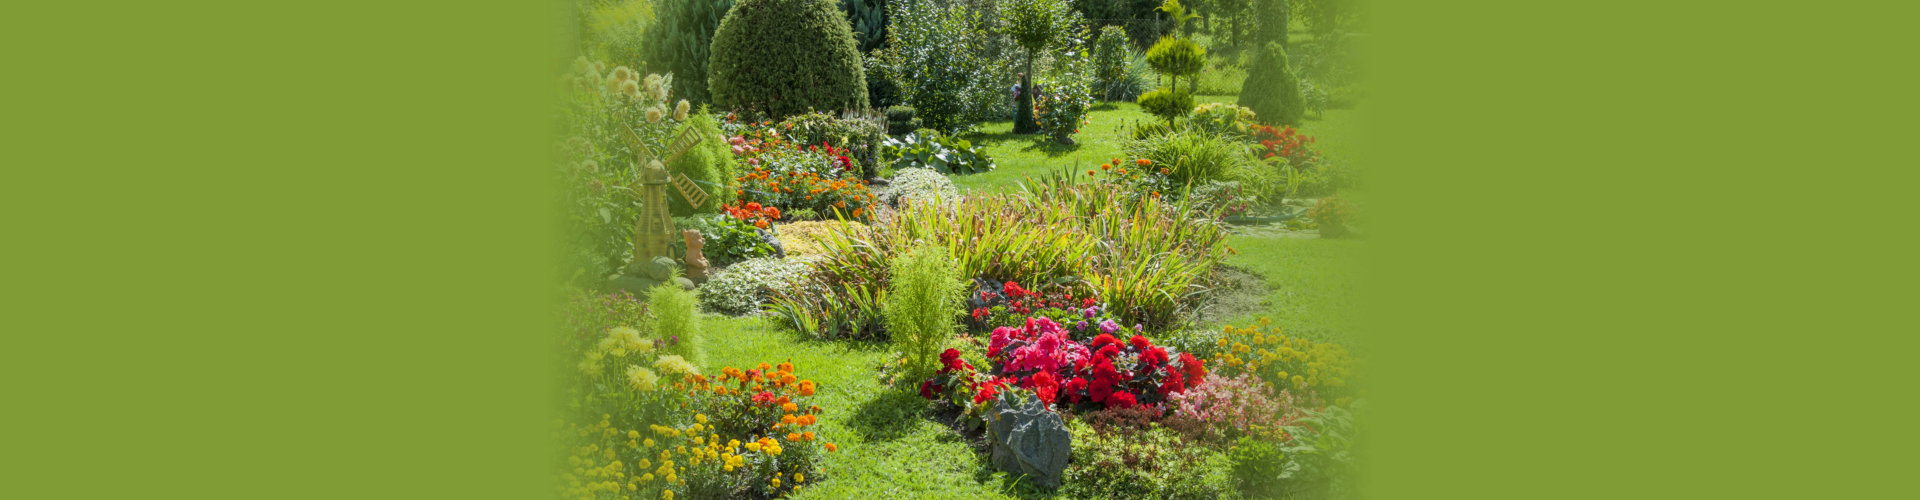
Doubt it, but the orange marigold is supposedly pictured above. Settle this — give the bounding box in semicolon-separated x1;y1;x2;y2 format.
1135;158;1152;166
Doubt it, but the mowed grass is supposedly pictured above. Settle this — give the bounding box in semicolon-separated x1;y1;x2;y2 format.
952;96;1364;195
1217;234;1365;347
700;316;1052;499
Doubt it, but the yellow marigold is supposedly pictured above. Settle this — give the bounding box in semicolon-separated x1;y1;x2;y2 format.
745;442;761;452
795;472;805;483
696;414;708;424
771;478;781;487
661;490;673;500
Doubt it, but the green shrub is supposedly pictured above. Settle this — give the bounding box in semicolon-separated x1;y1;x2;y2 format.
879;0;1019;133
708;0;869;120
1062;418;1240;499
884;105;921;135
646;282;705;366
1093;26;1132;101
1238;42;1305;125
1130;120;1173;140
1308;195;1357;238
1127;130;1255;188
645;0;735;105
1136;87;1194;127
665;106;736;215
1035;33;1096;144
775;111;887;177
698;256;813;315
674;214;776;267
1145;35;1206;91
585;0;657;71
1277;405;1361;499
1229;435;1287;498
864;52;901;108
882;242;966;378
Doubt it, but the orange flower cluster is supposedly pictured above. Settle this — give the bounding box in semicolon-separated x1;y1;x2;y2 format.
724;201;781;229
736;166;875;221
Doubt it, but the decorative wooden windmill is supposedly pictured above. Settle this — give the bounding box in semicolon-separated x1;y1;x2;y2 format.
620;124;709;275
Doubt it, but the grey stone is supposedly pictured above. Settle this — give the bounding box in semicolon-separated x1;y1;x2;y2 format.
986;393;1071;490
609;257;694;295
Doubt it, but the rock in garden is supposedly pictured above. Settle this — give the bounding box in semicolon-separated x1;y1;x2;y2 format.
987;392;1071;490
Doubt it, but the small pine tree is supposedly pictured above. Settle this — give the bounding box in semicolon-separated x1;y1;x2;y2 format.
1238;42;1305;126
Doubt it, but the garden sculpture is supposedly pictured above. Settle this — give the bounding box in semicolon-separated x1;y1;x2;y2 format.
610;125;709;295
681;229;709;282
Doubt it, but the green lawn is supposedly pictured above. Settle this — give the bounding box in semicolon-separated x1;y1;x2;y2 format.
702;317;1050;499
950;97;1365;195
733;86;1367;497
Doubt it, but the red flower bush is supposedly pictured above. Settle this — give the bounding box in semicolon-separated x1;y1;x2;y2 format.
1251;125;1322;171
975;316;1202;415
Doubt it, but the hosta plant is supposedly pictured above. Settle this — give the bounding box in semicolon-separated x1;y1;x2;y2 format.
880;131;997;175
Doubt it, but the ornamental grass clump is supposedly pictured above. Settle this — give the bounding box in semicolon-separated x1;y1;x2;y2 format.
648;283;705;367
881;242;967;378
769;172;1229;338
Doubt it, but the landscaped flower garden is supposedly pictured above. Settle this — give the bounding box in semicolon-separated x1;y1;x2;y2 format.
556;0;1367;498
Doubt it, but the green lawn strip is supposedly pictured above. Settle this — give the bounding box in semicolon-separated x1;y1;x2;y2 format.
1214;234;1364;347
701;316;1036;499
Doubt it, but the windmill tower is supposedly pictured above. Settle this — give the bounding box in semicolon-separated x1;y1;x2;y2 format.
620;124;710;276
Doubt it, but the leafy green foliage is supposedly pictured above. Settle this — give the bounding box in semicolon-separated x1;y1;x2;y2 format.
1136;87;1195;126
674;214;776;267
1062;417;1239;499
882;243;967;378
877;0;1021;133
840;0;889;53
1229;435;1287;497
775;110;887;178
646;282;705;366
881;131;998;175
883;105;921;135
1239;42;1305;125
646;0;735;104
583;0;657;71
708;0;869;120
1093;26;1133;101
1035;25;1096;144
665;107;737;215
1146;36;1207;89
1277;404;1360;499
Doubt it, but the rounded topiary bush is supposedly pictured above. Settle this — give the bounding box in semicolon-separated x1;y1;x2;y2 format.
707;0;869;120
1238;42;1306;126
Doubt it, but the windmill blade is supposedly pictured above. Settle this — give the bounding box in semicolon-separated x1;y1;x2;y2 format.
671;172;708;208
662;127;705;164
